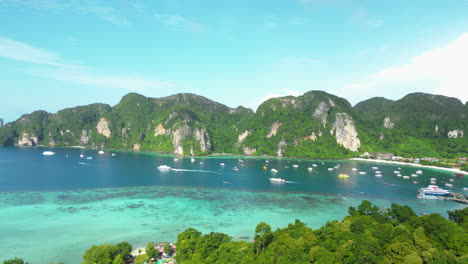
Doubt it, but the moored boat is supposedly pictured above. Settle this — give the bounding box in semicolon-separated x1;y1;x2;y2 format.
418;185;451;196
338;173;349;178
42;151;55;156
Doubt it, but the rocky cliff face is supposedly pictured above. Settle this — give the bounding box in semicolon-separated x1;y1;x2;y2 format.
16;132;39;146
0;118;3;129
447;129;464;138
96;118;111;138
331;113;361;152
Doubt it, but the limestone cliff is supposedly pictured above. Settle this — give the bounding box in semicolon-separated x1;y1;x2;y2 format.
447;129;464;138
96;118;111;138
331;113;361;152
17;132;39;146
266;121;281;138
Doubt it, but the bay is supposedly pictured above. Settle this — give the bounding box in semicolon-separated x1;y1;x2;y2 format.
0;147;466;264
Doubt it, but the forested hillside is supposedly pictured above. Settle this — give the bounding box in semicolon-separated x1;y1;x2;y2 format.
0;91;466;159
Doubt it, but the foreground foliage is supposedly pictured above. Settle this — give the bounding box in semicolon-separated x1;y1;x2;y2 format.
175;201;468;264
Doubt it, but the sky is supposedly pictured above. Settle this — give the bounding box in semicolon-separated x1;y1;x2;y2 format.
1;0;468;123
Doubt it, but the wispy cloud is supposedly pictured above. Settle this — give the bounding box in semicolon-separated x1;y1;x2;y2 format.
0;37;62;65
336;33;468;104
0;36;174;91
288;16;308;25
0;0;129;26
154;13;207;32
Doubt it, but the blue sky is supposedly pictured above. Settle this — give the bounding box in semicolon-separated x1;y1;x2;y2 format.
1;0;468;122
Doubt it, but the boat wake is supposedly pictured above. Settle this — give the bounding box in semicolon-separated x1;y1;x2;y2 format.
78;162;92;166
170;168;223;174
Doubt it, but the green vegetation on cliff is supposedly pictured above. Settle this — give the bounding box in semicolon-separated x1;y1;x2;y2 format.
0;91;466;159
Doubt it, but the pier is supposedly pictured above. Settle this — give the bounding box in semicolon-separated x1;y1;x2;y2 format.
444;193;468;204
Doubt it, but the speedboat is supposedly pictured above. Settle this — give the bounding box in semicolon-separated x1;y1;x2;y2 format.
42;151;55;156
418;185;451;196
358;171;366;175
416;170;423;174
269;178;285;182
338;174;349;178
98;150;104;155
271;168;278;173
292;164;299;168
157;165;171;171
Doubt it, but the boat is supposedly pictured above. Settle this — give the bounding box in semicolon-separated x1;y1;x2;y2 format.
352;168;357;171
445;183;453;187
338;174;349;178
393;171;400;174
375;174;382;177
375;171;382;174
174;158;179;161
233;167;239;171
220;163;225;166
307;167;313;171
397;174;402;177
358;172;366;175
157;165;171;171
411;174;418;177
292;164;299;168
312;164;318;167
372;167;378;170
98;150;104;155
418;185;451;196
454;173;464;177
403;176;410;179
416;170;423;174
80;154;84;158
271;168;278;173
328;168;334;171
191;158;195;163
417;193;440;200
269;178;285;182
42;151;55;156
463;187;468;191
86;157;93;160
111;153;116;156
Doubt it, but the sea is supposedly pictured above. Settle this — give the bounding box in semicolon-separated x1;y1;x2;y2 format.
0;147;466;263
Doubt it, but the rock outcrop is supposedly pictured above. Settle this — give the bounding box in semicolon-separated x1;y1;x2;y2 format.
80;130;90;145
171;124;211;155
237;130;250;144
266;121;281;138
154;124;167;136
383;117;395;129
313;102;329;127
96;118;111;138
331;113;361;151
277;139;287;157
447;129;464;138
16;132;38;146
0;118;3;129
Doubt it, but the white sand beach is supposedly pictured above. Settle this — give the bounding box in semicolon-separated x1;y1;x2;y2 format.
349;158;468;175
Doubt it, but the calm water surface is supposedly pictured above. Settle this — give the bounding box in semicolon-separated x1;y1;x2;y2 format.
0;147;466;263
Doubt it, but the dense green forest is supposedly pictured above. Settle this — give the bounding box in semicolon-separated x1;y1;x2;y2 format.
0;91;466;160
4;201;467;264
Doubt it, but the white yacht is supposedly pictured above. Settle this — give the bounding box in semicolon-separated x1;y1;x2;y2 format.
42;151;55;156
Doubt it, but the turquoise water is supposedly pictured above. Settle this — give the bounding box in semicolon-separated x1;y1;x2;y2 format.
0;147;466;263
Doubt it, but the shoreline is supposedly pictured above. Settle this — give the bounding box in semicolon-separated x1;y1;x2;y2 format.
349;158;468;175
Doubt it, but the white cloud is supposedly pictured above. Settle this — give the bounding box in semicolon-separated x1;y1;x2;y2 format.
0;0;129;25
0;36;174;91
0;37;62;65
154;13;207;32
337;33;468;104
